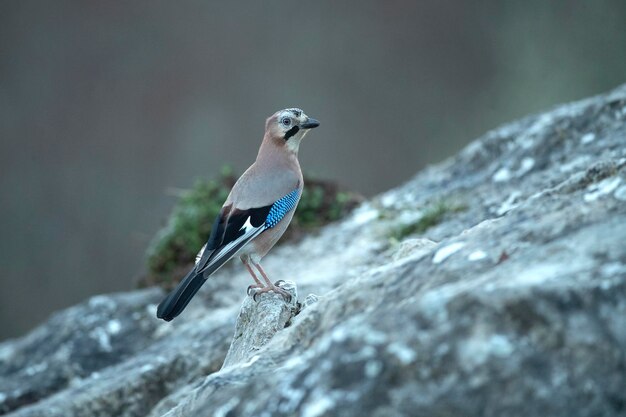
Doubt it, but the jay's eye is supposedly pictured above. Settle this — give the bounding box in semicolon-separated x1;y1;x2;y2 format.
281;117;291;127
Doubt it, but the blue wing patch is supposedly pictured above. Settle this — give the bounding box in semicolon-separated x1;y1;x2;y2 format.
265;189;300;228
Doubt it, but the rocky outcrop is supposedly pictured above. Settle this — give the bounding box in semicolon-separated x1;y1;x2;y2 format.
1;85;625;417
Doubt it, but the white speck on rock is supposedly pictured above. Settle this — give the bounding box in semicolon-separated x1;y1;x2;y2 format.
54;345;71;362
396;210;421;225
106;319;121;335
365;360;382;378
387;343;416;364
91;328;112;352
88;295;116;310
347;345;376;362
24;362;47;376
380;193;397;208
613;185;626;201
490;334;514;357
241;355;260;368
0;344;15;362
282;356;306;370
496;190;523;215
278;386;306;414
518;157;535;177
140;364;154;373
517;136;534;149
351;206;378;226
302;394;334;417
509;263;562;286
468;250;488;261
584;177;622;202
433;242;465;264
559;155;592;173
494;158;534;183
493;167;512;183
600;262;626;278
0;392;7;403
330;327;348;343
526;113;553;136
580;133;596;144
600;279;616;291
460;332;514;369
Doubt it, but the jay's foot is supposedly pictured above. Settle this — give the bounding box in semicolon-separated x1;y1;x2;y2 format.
251;283;292;303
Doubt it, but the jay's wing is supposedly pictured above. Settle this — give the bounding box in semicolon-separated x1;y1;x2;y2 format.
195;203;272;273
197;186;301;273
156;189;300;321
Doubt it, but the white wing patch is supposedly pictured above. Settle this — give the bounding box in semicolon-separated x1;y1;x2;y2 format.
196;216;265;274
195;244;207;265
239;217;254;233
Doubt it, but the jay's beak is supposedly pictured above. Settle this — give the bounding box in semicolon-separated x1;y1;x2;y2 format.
300;117;320;129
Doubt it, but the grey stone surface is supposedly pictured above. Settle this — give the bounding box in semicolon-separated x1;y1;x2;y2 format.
221;281;299;369
1;288;234;417
2;84;626;416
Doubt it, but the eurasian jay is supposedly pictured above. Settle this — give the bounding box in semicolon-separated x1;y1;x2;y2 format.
156;108;319;321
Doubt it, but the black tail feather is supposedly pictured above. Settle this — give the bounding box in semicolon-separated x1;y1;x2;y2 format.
156;225;266;322
156;268;207;321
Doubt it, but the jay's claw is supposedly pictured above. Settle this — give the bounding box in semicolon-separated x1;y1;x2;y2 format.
247;284;263;296
251;285;292;303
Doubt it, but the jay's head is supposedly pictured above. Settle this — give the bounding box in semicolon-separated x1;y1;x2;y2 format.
265;108;319;151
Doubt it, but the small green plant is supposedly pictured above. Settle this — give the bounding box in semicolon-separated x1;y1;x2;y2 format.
140;167;362;288
142;167;236;287
389;200;467;241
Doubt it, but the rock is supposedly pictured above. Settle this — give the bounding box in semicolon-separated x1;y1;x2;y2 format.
2;84;626;417
302;293;320;309
0;289;235;417
221;281;299;369
0;289;164;414
391;238;437;261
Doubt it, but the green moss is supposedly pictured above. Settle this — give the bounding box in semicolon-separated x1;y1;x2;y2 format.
142;168;236;287
140;167;362;288
389;200;467;241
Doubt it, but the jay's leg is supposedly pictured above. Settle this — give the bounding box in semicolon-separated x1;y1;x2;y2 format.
241;257;265;295
250;261;292;302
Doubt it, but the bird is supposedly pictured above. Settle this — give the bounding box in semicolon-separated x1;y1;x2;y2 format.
156;108;320;321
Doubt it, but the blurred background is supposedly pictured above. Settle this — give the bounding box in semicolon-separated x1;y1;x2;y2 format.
1;1;625;341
